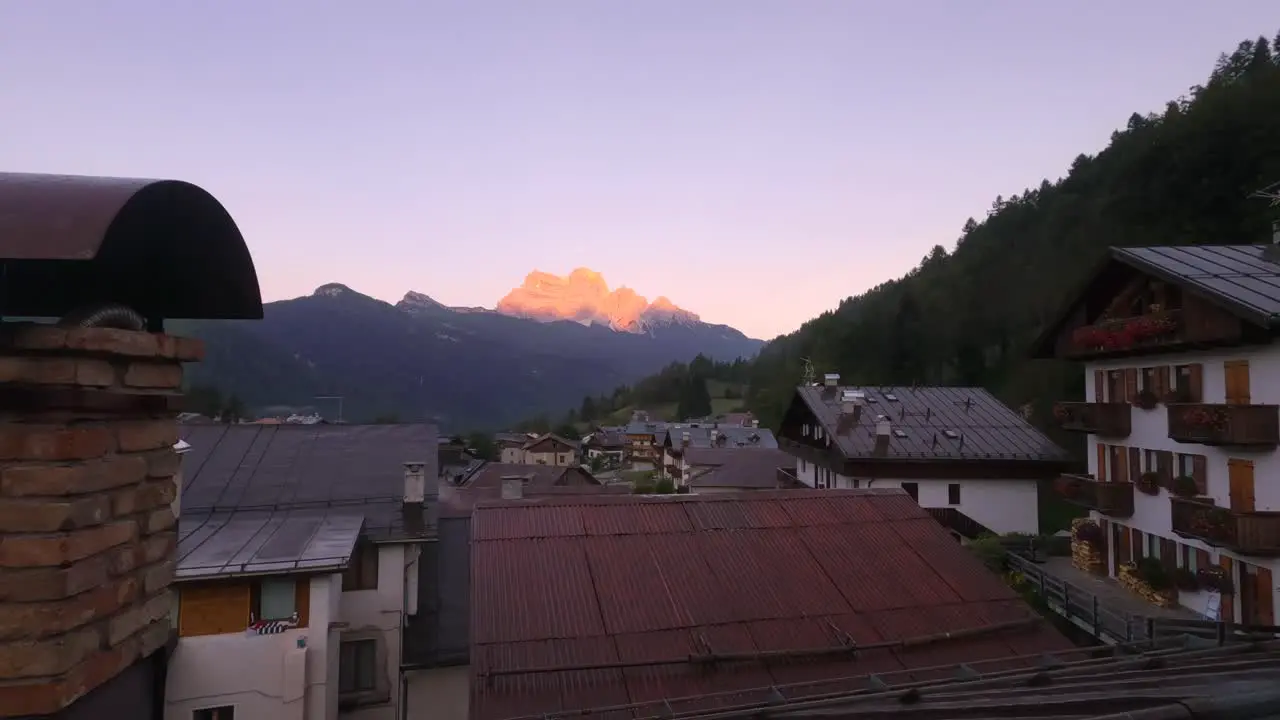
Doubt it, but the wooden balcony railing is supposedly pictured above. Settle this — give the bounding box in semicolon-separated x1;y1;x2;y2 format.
1169;496;1280;556
1053;402;1132;437
926;507;995;540
1064;306;1242;360
776;467;802;488
1053;474;1134;518
1166;404;1280;447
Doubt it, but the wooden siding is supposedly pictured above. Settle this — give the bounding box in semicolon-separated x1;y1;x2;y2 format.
178;576;313;637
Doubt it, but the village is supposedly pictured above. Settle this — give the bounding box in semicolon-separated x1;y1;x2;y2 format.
2;169;1280;720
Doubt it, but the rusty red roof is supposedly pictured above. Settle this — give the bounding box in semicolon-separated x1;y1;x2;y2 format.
468;489;1073;720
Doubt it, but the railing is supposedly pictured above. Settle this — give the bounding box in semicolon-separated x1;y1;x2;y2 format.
1166;403;1280;447
1065;310;1185;359
1055;474;1135;517
926;507;996;540
1169;496;1280;556
1053;402;1132;437
1006;553;1280;644
776;467;801;488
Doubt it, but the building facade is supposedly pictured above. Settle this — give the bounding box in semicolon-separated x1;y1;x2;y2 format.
777;379;1068;535
1038;244;1280;627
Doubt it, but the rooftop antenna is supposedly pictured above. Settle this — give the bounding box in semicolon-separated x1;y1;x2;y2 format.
1249;181;1280;259
1248;180;1280;207
800;358;816;386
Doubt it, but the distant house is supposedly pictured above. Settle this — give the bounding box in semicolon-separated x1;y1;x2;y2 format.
519;433;580;466
467;490;1073;720
777;378;1069;535
168;424;439;720
678;447;802;493
582;429;627;466
494;432;536;464
659;425;778;482
622;421;669;469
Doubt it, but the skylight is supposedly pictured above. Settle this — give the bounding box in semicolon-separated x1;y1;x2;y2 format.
885;393;899;401
892;429;908;438
943;429;960;439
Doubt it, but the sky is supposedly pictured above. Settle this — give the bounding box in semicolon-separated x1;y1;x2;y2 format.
1;2;1277;340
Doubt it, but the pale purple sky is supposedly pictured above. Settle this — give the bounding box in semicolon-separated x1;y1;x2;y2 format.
2;2;1276;339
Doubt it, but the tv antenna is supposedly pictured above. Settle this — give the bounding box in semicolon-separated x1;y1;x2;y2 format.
1249;180;1280;207
800;358;816;386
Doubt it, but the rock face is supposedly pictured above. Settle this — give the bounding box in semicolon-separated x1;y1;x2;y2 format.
497;267;700;332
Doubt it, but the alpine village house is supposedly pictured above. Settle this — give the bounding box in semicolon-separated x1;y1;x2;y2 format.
776;379;1070;535
1037;243;1280;628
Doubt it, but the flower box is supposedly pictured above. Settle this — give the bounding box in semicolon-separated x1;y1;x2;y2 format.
1133;389;1159;410
1135;471;1162;496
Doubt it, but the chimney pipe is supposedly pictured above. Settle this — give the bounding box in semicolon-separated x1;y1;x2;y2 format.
873;416;892;457
682;431;690;447
501;476;524;500
403;461;427;504
750;419;759;428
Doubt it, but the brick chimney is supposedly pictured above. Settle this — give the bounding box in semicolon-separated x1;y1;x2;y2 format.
0;324;200;715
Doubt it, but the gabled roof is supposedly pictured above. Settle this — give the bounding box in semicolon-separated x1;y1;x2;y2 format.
682;448;798;489
521;433;578;452
178;423;438;543
468;489;1071;720
177;510;362;580
792;386;1068;463
664;426;778;449
1032;245;1280;358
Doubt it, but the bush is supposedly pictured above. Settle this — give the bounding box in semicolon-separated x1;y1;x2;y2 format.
967;535;1007;573
1170;475;1199;498
654;478;676;494
1136;557;1171;590
1172;567;1199;592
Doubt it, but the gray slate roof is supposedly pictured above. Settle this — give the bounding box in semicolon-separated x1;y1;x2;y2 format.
682;448;797;489
176;510;363;580
1114;244;1280;326
663;426;777;449
797;385;1068;462
179;423;439;544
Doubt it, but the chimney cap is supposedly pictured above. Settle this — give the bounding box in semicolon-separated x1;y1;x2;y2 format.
823;373;840;386
403;461;426;469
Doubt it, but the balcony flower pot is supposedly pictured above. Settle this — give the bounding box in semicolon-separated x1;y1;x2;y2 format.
1163;387;1193;404
1180;405;1229;435
1170;475;1199;498
1070;313;1179;353
1172;567;1200;592
1197;566;1234;594
1133;389;1159;410
1135;471;1162;496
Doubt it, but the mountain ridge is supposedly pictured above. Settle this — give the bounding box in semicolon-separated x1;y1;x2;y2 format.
496;267;703;333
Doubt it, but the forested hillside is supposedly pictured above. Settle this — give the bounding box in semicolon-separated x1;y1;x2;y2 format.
557;32;1280;457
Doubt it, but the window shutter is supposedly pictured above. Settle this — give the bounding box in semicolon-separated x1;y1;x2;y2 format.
1188;363;1204;402
1191;455;1207;495
1155;366;1170;398
1094;370;1105;403
1114;447;1129;483
1128;447;1141;480
1157;451;1173;483
1124;368;1138;403
1160;537;1177;571
1096;443;1108;481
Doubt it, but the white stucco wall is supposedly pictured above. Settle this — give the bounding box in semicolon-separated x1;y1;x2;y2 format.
166;574;342;720
1083;346;1280;623
791;457;1040;535
405;665;469;720
341;543;419;720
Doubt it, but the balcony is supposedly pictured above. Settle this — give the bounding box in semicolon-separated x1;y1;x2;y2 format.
1166;403;1280;447
1169;496;1280;556
1053;402;1132;437
1053;474;1134;518
1064;306;1241;360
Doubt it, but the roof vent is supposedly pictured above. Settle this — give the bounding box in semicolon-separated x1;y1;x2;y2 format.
892;429;907;438
943;429;960;439
885;393;899;402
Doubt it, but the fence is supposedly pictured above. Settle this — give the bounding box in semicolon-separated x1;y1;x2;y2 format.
1005;553;1278;644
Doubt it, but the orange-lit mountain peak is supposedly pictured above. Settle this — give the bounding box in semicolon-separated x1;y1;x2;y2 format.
496;268;700;332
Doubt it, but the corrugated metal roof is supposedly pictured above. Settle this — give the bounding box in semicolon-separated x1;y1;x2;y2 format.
179;423;438;541
1115;245;1280;326
176;509;362;579
797;385;1068;462
468;490;1072;720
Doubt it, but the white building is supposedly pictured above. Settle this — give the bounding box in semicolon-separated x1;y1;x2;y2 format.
1035;243;1280;627
776;378;1069;536
166;424;440;720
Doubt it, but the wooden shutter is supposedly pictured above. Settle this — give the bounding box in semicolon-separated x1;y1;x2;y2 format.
1131;528;1143;559
1188;363;1204;402
1195;548;1211;571
1254;566;1274;626
1219;556;1236;623
1228;459;1257;512
1113;447;1129;483
1157;450;1174;483
1096;443;1108;481
1155;366;1170;399
1224;360;1251;405
1094;369;1105;403
1192;455;1207;494
178;582;251;637
1118;527;1132;563
1160;537;1177;572
1124;368;1138;403
1128;447;1141;480
295;577;311;628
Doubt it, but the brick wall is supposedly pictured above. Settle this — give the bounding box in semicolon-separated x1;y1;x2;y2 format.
0;323;202;716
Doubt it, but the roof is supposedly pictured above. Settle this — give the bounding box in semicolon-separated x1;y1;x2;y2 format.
178;423;438;543
794;385;1068;463
664;426;777;450
623;421;670;436
486;635;1280;720
442;462;615;518
1031;244;1280;358
494;432;533;447
682;448;798;489
468;489;1072;720
176;509;362;580
585;430;628;448
522;433;578;452
0;172;262;320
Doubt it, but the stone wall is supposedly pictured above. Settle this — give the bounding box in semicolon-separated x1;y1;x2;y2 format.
0;324;200;716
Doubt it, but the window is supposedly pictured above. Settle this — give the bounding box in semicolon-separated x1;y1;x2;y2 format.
1141;367;1156;391
252;578;296;622
343;542;379;592
1143;449;1158;472
1147;534;1160;561
194;707;235;720
901;482;919;502
1176;453;1195;477
947;483;961;505
340;639;378;694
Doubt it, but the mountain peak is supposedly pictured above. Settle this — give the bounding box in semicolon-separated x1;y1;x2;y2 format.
496;268;700;332
313;283;356;298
